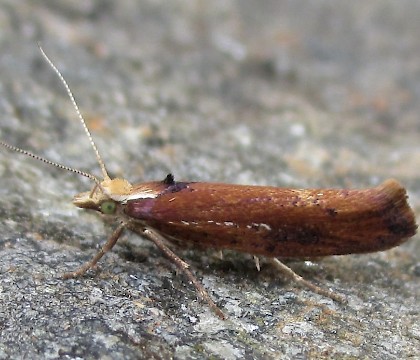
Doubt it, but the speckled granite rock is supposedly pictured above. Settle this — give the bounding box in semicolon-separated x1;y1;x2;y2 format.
0;1;419;359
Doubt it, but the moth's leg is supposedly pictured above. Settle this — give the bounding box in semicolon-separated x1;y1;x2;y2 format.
63;223;125;279
253;256;261;271
88;183;99;198
143;228;226;320
269;258;346;303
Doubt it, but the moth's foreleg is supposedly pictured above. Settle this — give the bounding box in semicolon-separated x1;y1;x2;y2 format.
63;223;125;279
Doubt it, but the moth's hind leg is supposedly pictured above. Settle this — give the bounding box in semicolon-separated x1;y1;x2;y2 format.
269;258;346;303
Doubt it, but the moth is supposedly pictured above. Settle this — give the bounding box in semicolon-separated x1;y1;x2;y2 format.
1;47;417;319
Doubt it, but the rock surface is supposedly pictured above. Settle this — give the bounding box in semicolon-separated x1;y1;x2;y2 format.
0;1;419;359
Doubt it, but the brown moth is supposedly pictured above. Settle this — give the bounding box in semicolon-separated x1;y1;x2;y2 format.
1;47;417;319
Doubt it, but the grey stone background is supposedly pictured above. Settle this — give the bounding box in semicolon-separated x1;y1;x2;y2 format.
0;1;419;359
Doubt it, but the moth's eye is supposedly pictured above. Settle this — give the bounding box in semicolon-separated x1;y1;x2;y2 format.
100;200;117;214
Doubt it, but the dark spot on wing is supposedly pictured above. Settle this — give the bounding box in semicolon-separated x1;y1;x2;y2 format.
326;208;338;217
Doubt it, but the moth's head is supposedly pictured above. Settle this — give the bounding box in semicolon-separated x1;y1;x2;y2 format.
73;177;133;215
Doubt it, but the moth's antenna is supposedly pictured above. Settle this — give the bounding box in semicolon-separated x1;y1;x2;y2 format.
38;44;110;181
0;141;101;185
